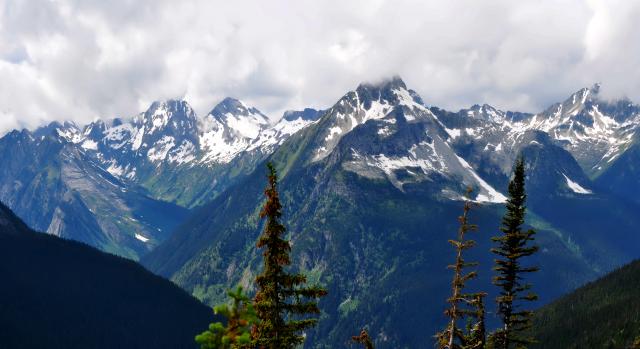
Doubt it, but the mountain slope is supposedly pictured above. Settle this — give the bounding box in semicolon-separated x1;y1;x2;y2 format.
531;259;640;348
142;78;640;348
595;137;640;205
0;129;189;259
0;201;214;349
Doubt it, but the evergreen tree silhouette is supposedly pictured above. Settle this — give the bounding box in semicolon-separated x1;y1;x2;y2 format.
252;162;327;349
437;188;486;349
490;157;539;348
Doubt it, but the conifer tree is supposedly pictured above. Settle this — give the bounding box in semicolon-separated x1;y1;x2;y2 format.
195;286;258;349
352;329;375;349
465;294;486;349
490;157;539;349
252;162;327;349
437;188;486;349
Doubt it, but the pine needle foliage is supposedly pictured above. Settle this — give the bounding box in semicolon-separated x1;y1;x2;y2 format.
352;329;375;349
252;162;327;349
490;157;539;349
195;286;258;349
631;336;640;349
437;188;487;349
465;294;486;349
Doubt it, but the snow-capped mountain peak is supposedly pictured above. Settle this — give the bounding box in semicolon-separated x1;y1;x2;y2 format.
210;97;268;120
353;76;430;121
206;97;270;139
198;98;271;163
56;122;84;143
138;99;198;138
119;99;200;166
313;76;437;161
438;84;640;177
46;96;318;170
32;121;84;144
307;77;508;203
516;85;640;173
465;104;507;123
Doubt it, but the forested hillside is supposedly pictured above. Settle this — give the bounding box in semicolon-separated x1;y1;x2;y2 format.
532;259;640;348
0;202;214;349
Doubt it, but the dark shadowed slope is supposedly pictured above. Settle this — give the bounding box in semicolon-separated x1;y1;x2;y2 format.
532;259;640;349
0;201;213;349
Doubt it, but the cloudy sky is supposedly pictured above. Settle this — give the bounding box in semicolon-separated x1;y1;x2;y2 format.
1;0;639;133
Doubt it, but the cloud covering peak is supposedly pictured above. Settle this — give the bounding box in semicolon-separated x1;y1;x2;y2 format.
1;0;639;133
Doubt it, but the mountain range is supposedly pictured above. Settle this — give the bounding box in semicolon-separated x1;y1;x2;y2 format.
2;77;640;347
141;78;640;347
0;98;320;258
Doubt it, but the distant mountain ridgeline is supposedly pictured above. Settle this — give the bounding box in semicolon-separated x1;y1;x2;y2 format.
3;76;640;264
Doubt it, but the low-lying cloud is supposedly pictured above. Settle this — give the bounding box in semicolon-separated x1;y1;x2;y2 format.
1;0;639;133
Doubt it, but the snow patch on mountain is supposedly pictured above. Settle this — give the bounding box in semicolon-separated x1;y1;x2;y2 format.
195;99;321;165
147;136;176;162
223;111;268;139
455;155;507;203
81;139;98;150
106;161;126;177
326;126;343;141
247;111;321;153
168;141;197;164
135;233;150;242
562;173;592;194
378;126;393;137
368;141;450;183
149;104;172;134
445;127;461;139
56;124;83;143
199;124;250;164
131;126;145;151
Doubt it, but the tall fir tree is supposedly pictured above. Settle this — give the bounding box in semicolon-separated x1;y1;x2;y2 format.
252;162;327;349
490;157;539;349
437;188;486;349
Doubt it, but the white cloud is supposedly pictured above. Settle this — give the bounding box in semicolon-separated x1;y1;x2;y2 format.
0;0;639;133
